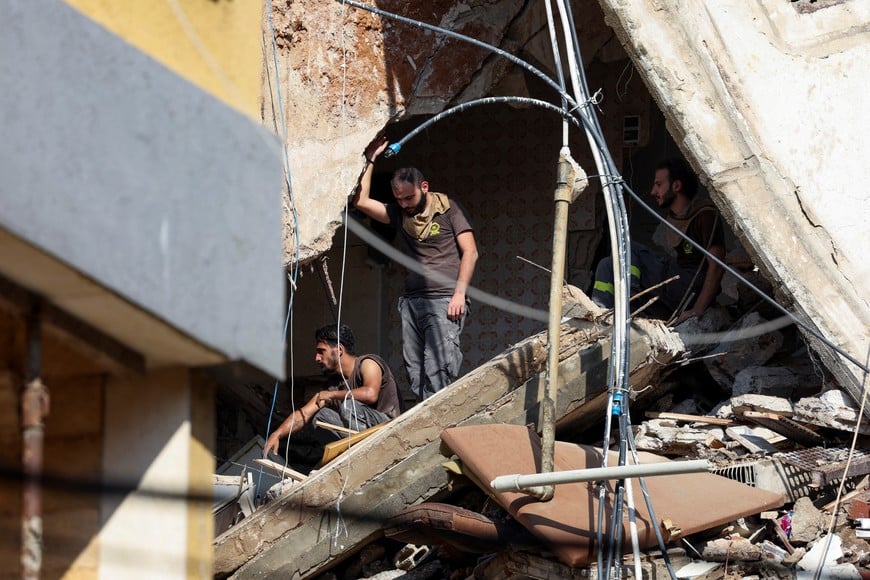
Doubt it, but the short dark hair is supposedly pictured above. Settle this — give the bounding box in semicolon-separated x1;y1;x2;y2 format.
657;157;699;199
391;167;426;189
315;323;355;355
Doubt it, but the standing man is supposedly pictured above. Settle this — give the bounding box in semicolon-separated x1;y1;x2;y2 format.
592;157;725;324
354;135;478;402
263;324;400;457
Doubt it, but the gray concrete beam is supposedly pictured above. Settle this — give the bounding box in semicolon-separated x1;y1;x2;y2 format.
0;3;285;378
595;0;870;400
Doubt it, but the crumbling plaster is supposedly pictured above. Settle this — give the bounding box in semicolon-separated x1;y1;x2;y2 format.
595;0;870;398
270;0;528;262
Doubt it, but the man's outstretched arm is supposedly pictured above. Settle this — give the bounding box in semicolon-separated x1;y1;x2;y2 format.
263;394;320;457
352;135;390;224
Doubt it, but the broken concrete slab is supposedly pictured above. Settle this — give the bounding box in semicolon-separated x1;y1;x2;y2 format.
794;390;870;436
704;313;785;391
732;364;818;398
633;419;725;456
214;316;685;578
790;496;827;546
731;394;795;417
701;536;762;562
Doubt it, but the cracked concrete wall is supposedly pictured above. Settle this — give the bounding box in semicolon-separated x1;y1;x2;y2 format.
267;0;527;263
596;0;870;397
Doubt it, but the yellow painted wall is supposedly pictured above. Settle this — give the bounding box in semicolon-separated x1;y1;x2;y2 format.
63;0;262;118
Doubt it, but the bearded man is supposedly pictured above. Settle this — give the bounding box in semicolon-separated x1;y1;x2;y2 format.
263;324;400;458
354;135;478;402
592;157;725;324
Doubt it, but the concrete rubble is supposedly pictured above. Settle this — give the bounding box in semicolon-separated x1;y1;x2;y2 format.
212;0;870;576
211;287;870;579
213;291;686;577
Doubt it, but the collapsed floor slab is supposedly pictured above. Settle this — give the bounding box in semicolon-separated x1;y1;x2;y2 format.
214;313;685;578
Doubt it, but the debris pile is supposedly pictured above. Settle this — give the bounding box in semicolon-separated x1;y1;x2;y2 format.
298;310;870;579
210;292;869;579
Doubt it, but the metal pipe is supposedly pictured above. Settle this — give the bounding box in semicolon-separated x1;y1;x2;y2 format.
491;460;710;492
21;312;48;580
533;151;578;501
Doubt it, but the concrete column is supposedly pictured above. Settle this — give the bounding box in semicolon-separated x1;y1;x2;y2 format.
100;368;214;579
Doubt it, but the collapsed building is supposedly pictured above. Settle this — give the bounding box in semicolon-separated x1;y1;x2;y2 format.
1;0;868;578
212;0;870;578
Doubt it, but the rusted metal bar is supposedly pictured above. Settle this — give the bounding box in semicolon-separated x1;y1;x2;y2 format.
536;152;578;502
21;312;48;580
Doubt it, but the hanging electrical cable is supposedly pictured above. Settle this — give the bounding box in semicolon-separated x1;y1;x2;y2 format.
336;3;867;576
546;1;640;575
544;0;570;150
261;0;303;500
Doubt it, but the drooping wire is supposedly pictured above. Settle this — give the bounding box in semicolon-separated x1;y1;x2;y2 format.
336;0;868;379
165;0;301;500
336;5;866;575
261;0;302;498
814;345;870;580
332;0;365;545
543;0;570;149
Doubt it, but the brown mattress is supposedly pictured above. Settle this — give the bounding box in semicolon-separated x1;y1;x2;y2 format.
441;424;784;567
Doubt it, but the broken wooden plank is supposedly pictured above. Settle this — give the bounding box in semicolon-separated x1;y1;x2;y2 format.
252;459;307;482
314;420;358;435
214;315;685;578
644;411;734;426
319;421;391;465
742;410;824;446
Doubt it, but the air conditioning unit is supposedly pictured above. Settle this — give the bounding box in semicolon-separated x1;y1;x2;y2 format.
623;115;641;146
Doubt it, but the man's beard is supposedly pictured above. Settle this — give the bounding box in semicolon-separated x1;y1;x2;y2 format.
405;191;427;216
659;187;676;209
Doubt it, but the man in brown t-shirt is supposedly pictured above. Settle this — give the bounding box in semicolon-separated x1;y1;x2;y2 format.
354;135;479;402
263;324;399;457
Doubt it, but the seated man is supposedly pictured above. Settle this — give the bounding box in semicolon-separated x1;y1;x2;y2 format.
592;157;725;324
263;323;401;458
